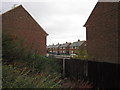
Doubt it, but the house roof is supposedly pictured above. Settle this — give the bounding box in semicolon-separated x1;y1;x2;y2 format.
47;45;53;48
69;41;84;47
83;2;98;27
59;43;70;48
54;44;61;48
1;5;48;35
47;44;60;49
84;2;120;27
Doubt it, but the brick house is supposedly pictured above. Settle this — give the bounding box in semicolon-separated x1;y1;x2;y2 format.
47;45;54;54
59;42;71;55
2;5;48;56
84;2;120;64
53;43;61;54
47;43;61;54
69;40;86;55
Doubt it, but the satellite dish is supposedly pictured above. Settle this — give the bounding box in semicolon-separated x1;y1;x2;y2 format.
12;4;18;9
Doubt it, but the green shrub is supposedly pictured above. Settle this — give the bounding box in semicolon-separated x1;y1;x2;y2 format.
2;33;62;88
2;65;62;88
2;34;18;62
2;33;62;73
25;55;62;74
2;33;28;63
2;33;36;64
2;65;35;88
43;57;62;73
74;47;94;60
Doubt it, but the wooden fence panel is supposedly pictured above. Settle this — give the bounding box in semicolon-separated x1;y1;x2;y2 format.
65;59;87;80
62;59;120;88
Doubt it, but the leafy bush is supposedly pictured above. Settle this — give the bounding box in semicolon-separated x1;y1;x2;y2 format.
2;34;18;62
2;33;62;73
74;47;93;60
2;65;35;88
2;33;28;63
2;65;62;88
25;55;62;74
2;33;62;88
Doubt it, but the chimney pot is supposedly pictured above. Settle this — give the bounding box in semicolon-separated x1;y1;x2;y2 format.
78;39;80;42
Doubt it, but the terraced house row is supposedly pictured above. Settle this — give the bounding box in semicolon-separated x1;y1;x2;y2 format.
47;40;86;55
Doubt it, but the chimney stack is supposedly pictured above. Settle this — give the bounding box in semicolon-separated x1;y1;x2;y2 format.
78;39;80;42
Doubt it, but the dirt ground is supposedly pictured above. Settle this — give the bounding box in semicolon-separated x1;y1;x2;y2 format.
61;78;93;88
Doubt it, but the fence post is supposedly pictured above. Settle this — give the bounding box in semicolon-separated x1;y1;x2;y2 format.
63;58;65;77
86;59;88;77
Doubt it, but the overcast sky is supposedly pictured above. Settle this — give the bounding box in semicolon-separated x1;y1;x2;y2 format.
1;0;98;45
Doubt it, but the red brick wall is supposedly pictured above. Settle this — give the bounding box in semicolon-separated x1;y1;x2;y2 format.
2;5;47;56
85;2;119;64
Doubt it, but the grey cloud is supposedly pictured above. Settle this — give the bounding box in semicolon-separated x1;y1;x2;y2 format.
1;0;98;45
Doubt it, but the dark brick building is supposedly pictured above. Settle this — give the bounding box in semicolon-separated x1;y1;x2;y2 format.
69;40;86;55
59;42;71;55
47;43;61;54
84;2;120;64
2;5;48;56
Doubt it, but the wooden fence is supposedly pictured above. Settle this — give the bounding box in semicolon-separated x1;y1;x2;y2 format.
60;59;120;88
